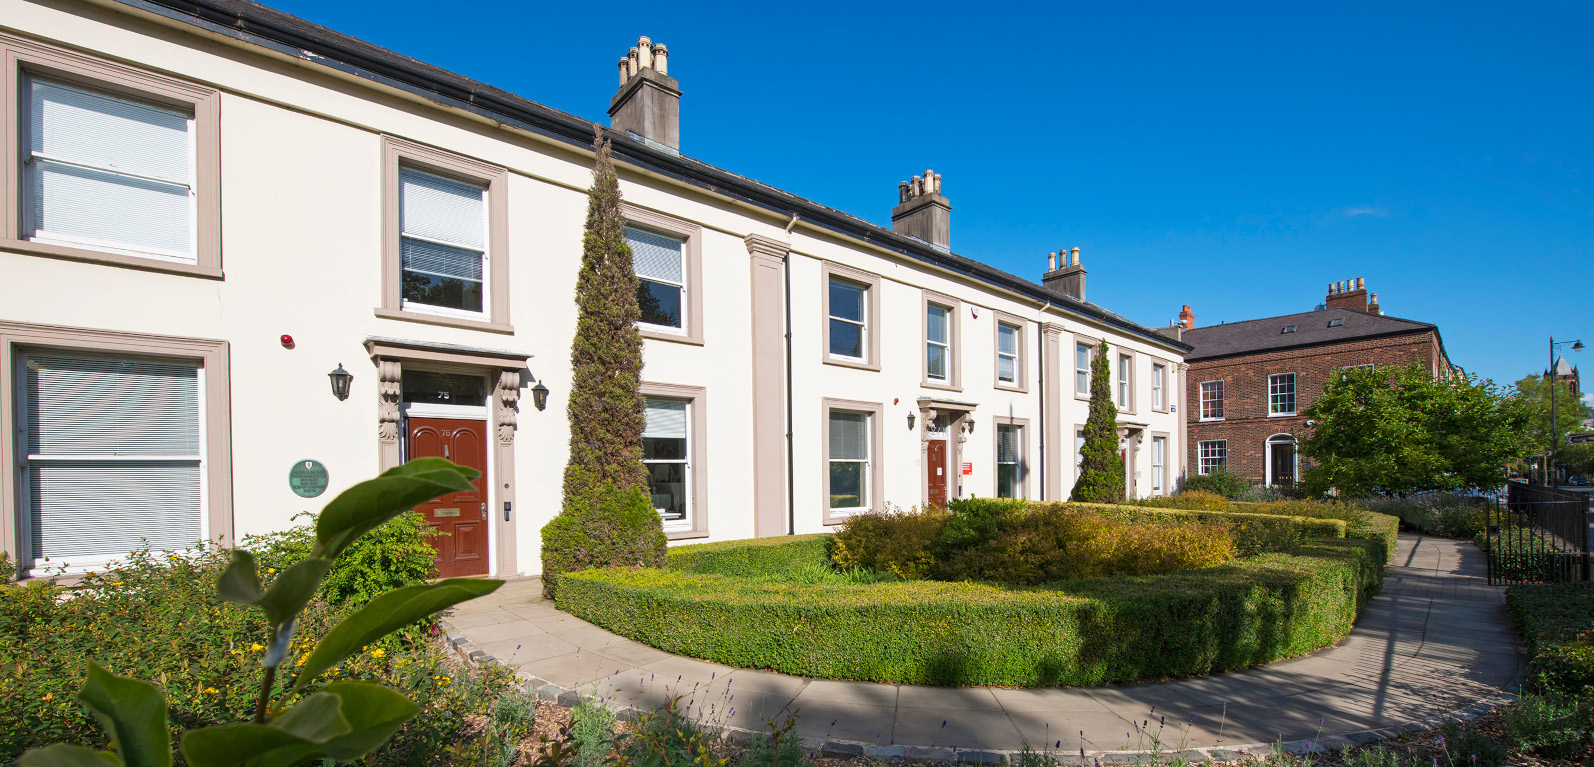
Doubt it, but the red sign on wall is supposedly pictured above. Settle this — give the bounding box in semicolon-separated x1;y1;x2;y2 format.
961;462;973;475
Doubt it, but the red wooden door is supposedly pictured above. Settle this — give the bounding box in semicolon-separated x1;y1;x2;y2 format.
408;417;489;577
927;440;948;508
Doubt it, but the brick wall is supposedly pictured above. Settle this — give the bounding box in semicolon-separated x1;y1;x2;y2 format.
1184;330;1443;485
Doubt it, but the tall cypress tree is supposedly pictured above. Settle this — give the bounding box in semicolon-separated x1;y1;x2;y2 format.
1070;339;1127;503
540;128;666;596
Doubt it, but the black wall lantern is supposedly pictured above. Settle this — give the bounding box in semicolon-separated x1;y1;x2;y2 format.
327;363;353;401
531;380;550;411
906;411;916;430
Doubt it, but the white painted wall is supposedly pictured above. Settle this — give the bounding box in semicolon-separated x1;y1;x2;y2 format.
1;0;1188;575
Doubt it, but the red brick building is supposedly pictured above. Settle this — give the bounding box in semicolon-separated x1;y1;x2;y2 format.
1179;279;1457;486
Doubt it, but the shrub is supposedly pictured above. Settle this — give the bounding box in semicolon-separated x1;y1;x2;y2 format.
1182;468;1250;499
1358;493;1488;539
670;534;835;578
1507;581;1594;697
830;504;948;580
1438;719;1510;767
1071;339;1125;503
0;551;12;585
571;698;618;767
834;501;1236;585
556;536;1385;687
244;510;439;608
1503;692;1587;758
1141;490;1231;512
735;714;806;767
1065;502;1346;555
541;482;667;597
1228;498;1398;562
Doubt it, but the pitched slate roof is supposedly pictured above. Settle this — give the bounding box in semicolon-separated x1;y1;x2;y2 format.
106;0;1190;352
1181;308;1436;362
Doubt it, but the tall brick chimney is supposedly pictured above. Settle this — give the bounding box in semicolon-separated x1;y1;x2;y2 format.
609;36;680;151
892;170;951;250
1043;246;1086;301
1325;277;1370;312
1179;304;1195;329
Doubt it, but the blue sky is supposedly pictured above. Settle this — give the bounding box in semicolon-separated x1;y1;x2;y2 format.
273;0;1593;399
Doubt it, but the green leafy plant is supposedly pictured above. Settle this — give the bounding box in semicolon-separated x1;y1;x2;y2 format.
1503;693;1587;758
734;715;805;767
1071;339;1125;503
1437;719;1510;767
1181;468;1250;499
541;126;666;599
570;697;618;767
242;510;440;608
17;458;502;767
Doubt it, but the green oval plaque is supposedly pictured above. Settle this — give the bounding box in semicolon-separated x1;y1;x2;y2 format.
288;459;329;498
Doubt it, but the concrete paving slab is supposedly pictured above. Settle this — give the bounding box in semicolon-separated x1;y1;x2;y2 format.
795;679;899;707
464;619;548;644
891;709;1025;751
898;685;1003;712
443;608;523;629
990;687;1110;713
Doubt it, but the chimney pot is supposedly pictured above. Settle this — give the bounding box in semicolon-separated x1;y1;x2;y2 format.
1048;251;1057;271
627;47;639;76
1180;304;1195;329
1357;277;1365;290
1070;246;1080;266
637;37;653;70
654;44;668;75
617;58;631;85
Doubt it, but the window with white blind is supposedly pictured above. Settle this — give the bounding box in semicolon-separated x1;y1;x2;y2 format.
1151;363;1166;411
1151;436;1166;494
996;424;1023;499
399;166;488;316
828;410;871;512
18;353;204;571
642;397;690;524
22;76;196;263
996;323;1019;386
630;227;686;331
1117;353;1133;409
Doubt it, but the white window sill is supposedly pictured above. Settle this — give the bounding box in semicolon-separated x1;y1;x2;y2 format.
825;355;879;371
1268;412;1297;418
1199;417;1225;422
373;307;512;334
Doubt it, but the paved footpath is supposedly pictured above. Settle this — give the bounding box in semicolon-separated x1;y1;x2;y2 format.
442;534;1522;758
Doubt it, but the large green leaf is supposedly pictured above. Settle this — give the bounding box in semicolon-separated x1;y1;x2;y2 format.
18;745;122;767
76;663;170;767
254;559;332;627
314;458;479;560
215;550;263;606
180;683;416;767
291;579;501;691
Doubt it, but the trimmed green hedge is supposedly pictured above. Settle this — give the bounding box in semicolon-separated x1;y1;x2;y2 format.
1228;500;1399;561
557;536;1386;687
1506;581;1594;696
666;534;832;577
1063;502;1348;539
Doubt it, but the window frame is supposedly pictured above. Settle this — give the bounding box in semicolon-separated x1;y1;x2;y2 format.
378;136;510;333
623;203;704;346
1072;334;1099;400
1199;380;1225;421
821;398;884;525
992;312;1028;393
1150;362;1168;412
1;32;221;279
920;290;962;391
993;417;1031;500
1150;432;1169;496
639;382;709;540
1116;350;1136;412
1197;439;1227;476
0;321;233;577
819;262;880;371
1268;372;1297;416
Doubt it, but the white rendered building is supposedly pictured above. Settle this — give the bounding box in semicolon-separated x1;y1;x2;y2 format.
0;0;1191;578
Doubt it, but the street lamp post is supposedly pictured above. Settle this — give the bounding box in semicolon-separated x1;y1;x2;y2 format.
1549;336;1585;486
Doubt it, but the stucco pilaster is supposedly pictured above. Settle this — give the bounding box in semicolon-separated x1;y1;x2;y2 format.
1041;323;1065;500
745;234;789;536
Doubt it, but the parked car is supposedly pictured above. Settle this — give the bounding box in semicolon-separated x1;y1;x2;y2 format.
1570;475;1590;486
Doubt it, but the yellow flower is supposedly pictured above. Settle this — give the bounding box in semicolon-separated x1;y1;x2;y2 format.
267;568;276;574
369;648;385;659
249;643;265;652
229;650;242;656
440;676;451;685
42;693;52;702
295;653;308;667
201;687;218;695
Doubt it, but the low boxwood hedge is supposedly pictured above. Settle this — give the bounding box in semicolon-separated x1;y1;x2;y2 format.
1064;502;1346;543
664;534;832;578
557;536;1386;687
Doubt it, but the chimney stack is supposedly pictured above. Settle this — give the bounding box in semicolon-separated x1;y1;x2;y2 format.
1042;246;1086;301
891;169;952;250
1179;304;1195;329
1324;277;1371;312
609;36;681;151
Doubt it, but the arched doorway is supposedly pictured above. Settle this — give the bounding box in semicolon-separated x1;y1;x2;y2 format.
1266;433;1297;487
